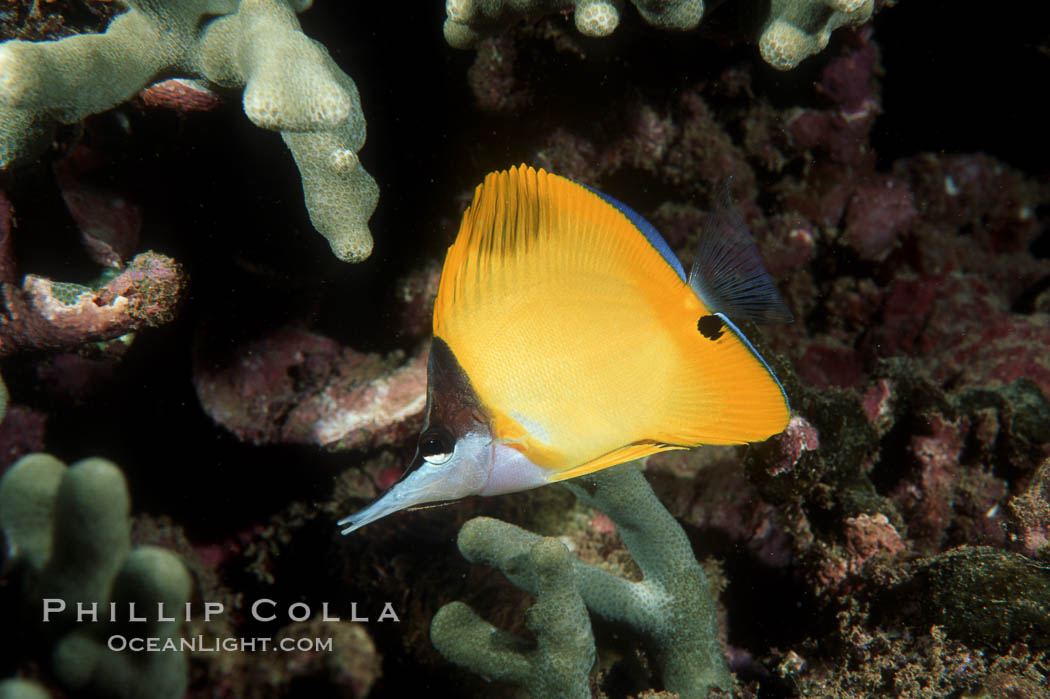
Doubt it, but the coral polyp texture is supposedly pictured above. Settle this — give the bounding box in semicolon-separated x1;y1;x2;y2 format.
431;464;731;698
431;538;596;699
759;0;874;70
0;454;192;699
443;0;873;69
0;0;378;261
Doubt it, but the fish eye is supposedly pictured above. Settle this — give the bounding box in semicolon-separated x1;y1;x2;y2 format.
419;428;454;466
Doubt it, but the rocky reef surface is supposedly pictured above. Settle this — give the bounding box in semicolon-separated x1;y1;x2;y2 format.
1;1;1048;697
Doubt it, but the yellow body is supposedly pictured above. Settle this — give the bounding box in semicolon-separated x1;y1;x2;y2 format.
434;165;789;480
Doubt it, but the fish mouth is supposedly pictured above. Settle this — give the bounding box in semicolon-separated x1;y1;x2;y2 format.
337;496;457;534
337;495;402;534
337;455;485;534
337;432;496;534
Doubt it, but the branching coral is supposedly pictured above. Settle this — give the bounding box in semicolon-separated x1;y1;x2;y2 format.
431;538;596;699
759;0;874;70
430;463;731;698
0;454;192;699
444;0;874;70
444;0;705;46
0;678;50;699
0;0;379;261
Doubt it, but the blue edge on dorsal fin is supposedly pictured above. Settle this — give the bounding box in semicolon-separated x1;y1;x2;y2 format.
574;178;791;414
577;181;687;281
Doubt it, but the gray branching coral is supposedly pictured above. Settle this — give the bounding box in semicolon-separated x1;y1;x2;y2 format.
443;0;874;70
0;0;378;261
431;538;596;699
430;463;731;698
0;454;192;699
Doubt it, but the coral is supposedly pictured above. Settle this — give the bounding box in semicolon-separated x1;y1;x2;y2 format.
1;1;1046;696
193;326;427;449
0;251;186;357
0;454;192;699
431;538;595;699
843;175;917;261
784;614;1048;698
1009;457;1050;558
445;0;873;70
759;0;874;70
431;464;731;698
883;546;1050;652
446;0;631;47
0;0;120;43
0;678;50;699
237;618;383;698
0;0;378;262
868;275;1050;397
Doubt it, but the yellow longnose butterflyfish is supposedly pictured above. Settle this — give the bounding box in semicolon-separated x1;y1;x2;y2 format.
339;164;792;533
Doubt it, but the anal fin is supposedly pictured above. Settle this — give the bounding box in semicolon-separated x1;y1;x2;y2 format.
546;442;684;482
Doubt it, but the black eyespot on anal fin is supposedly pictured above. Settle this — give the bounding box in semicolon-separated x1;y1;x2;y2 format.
698;314;725;340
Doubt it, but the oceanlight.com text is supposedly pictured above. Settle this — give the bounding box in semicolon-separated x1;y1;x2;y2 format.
108;635;334;653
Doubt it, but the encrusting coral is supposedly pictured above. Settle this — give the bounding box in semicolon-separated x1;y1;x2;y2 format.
0;454;192;699
0;0;378;261
431;463;731;698
0;251;186;357
444;0;874;70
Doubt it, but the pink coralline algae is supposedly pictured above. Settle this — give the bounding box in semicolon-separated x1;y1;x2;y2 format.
759;219;817;278
843;513;906;565
814;30;879;114
648;449;792;567
797;341;866;390
843;176;916;261
194;327;427;450
0;189;13;284
890;411;1012;552
861;378;895;435
816;513;906;591
897;153;1040;255
466;36;531;113
785;108;876;170
1008;458;1050;558
138;78;222;113
530;88;749;201
0;251;186;357
869;274;1050;397
0;405;46;471
786;30;879;169
767;415;820;477
894;413;965;551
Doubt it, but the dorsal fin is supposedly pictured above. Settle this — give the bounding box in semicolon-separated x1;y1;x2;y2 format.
687;180;794;324
577;182;687;281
